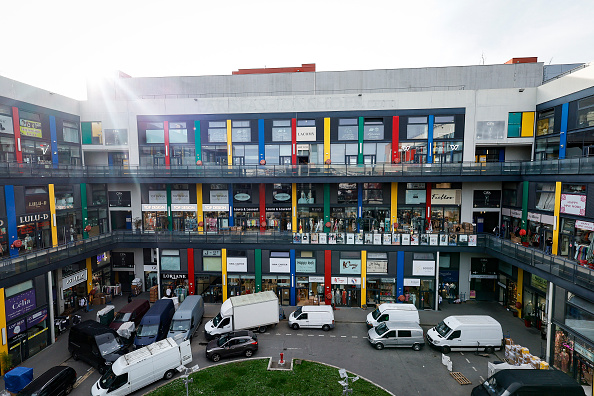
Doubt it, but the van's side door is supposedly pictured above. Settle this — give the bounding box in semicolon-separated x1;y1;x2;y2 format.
107;372;130;396
383;330;397;347
297;313;309;327
447;330;462;348
397;330;412;346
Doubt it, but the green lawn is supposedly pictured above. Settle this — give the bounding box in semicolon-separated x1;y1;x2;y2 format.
149;358;391;396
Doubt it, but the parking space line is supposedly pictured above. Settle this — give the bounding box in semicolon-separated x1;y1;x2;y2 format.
329;335;335;338
460;352;465;355
352;336;358;338
75;368;94;388
341;336;347;338
285;334;292;336
296;334;303;336
480;376;485;382
465;358;470;363
308;334;315;337
472;367;477;371
318;335;324;337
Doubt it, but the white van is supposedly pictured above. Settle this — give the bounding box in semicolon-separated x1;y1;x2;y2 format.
426;315;504;354
92;337;192;396
289;306;335;331
366;303;419;328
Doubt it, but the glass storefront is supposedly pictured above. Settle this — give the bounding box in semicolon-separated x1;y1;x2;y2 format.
262;275;291;305
172;211;197;231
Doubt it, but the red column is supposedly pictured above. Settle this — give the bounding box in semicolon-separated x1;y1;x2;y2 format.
324;250;332;305
291;118;297;164
12;107;22;163
164;121;170;166
426;184;432;232
187;248;195;295
259;183;266;231
392;116;399;163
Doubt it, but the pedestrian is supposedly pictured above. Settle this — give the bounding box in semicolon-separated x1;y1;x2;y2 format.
79;296;87;312
546;236;553;255
128;293;133;303
438;295;443;310
165;286;172;298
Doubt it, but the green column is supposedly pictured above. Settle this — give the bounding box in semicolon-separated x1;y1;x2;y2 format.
358;116;364;164
324;184;331;232
167;184;173;230
81;183;88;239
195;120;202;162
522;181;529;229
255;249;262;292
81;122;92;145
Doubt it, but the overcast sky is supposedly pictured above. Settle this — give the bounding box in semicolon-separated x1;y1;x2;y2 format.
2;0;593;100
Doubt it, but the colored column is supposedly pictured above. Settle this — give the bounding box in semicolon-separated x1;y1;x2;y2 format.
86;258;93;294
323;184;330;232
4;185;17;258
228;184;234;227
392;116;399;163
358;116;364;164
0;289;7;361
49;115;59;168
357;184;363;232
427;115;434;164
259;184;266;231
194;120;202;163
324;250;332;305
290;249;296;306
426;183;432;231
517;269;524;318
222;248;228;301
396;251;404;302
258;119;265;163
166;184;172;230
196;184;204;232
521;182;529;230
391;183;398;232
12;107;22;163
164;121;170;166
255;249;262;292
559;103;568;159
227;119;232;166
188;249;195;295
324;118;331;164
361;250;367;308
291;118;297;164
81;184;88;239
553;181;562;255
292;183;297;232
521;112;535;137
49;184;58;247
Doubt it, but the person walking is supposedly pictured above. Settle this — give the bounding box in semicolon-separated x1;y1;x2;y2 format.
546;236;553;255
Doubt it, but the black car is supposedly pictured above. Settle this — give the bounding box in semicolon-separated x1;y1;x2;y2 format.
206;330;258;362
17;366;77;396
68;320;128;374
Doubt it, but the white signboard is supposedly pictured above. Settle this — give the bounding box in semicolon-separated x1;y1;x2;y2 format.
296;258;316;272
431;189;461;205
331;277;348;285
296;126;316;141
309;276;325;283
347;277;361;285
171;204;197;211
527;212;541;222
270;258;290;273
576;220;594;231
339;259;361;274
171;190;190;204
149;190;167;204
412;260;436;276
62;269;88;290
510;209;522;219
560;194;586;216
202;204;229;211
144;264;157;272
142;204;166;211
367;260;388;274
227;257;247;272
404;278;421;287
210;190;229;204
405;190;426;204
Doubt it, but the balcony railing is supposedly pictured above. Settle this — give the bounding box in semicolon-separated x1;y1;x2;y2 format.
2;157;594;179
1;231;594;296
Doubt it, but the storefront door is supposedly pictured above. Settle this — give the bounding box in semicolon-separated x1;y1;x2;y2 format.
8;333;28;366
279;287;291;306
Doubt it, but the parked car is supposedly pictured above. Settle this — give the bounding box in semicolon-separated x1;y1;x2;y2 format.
205;330;258;362
288;306;334;331
17;366;77;396
367;321;425;350
69;320;128;374
109;299;150;331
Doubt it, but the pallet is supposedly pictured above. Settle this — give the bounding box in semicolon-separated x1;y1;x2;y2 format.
450;372;472;385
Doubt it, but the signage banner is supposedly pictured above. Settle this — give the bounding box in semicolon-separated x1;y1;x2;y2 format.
171;204;197;212
339;259;361;275
270;258;290;273
403;278;420;287
162;273;188;280
576;220;594;231
171;190;190;204
412;260;436;276
431;189;461;205
530;274;548;293
112;252;135;269
366;260;388;274
233;207;259;212
234;193;251;202
148;190;167;204
7;319;25;339
560;194;587;216
108;191;131;207
502;208;511;216
405;190;426;205
142;204;167;211
227;257;247;272
296;126;316;141
380;278;396;283
20;119;42;138
5;289;37;322
469;274;497;279
144;264;158;272
18;213;49;225
62;269;88;290
309;276;324;283
541;214;555;226
265;206;292;212
510;209;522;219
26;308;48;329
203;204;229;211
210;190;229;204
331;277;347;284
527;212;541;222
25;194;50;214
347;277;361;285
296;258;316;273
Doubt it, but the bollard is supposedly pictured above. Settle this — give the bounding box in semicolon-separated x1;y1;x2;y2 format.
279;353;285;365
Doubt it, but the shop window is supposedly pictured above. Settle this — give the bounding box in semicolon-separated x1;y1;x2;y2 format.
363;183;383;204
536;109;555;136
272;184;291;203
169;122;188;143
535;183;555;211
207;121;227;143
338;118;358;140
534;135;560;160
297;183;316;204
406;117;428;140
21;140;51;164
232;121;251;143
363;118;384;140
330;143;358;164
502;182;519;207
161;249;180;271
55;186;74;210
338;183;358;204
433;116;455;139
272;120;291;142
0;105;12;135
563;184;586;194
57;144;81;165
0;135;16;162
233;184;252;203
398;141;427;163
145;122;164;144
433;141;462;163
103;129;127;145
578;95;594;128
62;121;79;143
203;250;222;272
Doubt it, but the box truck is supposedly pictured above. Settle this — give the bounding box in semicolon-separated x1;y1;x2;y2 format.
426;315;504;354
205;291;279;339
91;337;192;396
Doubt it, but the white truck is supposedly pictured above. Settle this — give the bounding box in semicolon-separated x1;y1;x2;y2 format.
91;337;192;396
205;291;279;339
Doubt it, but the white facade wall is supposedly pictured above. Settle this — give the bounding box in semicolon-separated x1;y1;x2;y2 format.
537;63;594;105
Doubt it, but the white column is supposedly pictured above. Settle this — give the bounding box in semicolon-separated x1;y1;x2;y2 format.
156;248;161;299
545;281;554;363
435;251;440;311
48;270;55;344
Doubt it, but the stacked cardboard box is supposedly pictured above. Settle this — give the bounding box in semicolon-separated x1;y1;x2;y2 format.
150;286;158;303
540;361;549;370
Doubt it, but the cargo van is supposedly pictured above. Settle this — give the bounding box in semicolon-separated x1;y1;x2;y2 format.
133;299;175;348
288;306;335;331
366;303;419;328
92;338;193;396
167;295;204;342
109;299;150;331
426;315;504;354
367;321;425;350
471;368;586;396
69;320;128;374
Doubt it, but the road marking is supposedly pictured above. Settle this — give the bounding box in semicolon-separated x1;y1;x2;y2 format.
472;367;477;371
319;334;324;337
75;368;94;388
286;347;301;350
296;334;303;336
460;352;464;356
341;336;347;338
480;376;485;382
329;335;336;338
286;334;292;336
308;335;315;337
465;358;470;363
275;333;282;335
352;336;358;338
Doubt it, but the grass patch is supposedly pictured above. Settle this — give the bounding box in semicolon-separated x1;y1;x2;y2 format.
149;359;391;396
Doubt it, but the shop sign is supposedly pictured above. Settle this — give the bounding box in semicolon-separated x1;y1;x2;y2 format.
296;258;316;273
473;190;501;208
380;278;396;283
502;208;511;216
309;276;324;283
171;190;190;204
171;204;197;211
20;119;42;138
233;207;259;212
62;269;88;290
576;220;594;231
296;127;316;141
25;194;49;214
112;252;134;269
227;257;247;272
162;273;188;280
273;193;291;202
510;209;522;219
202;204;229;211
144;264;157;272
575;343;594;362
270;258;290;273
26;308;48;329
309;207;323;213
469;274;497;279
405;190;426;205
530;274;548;293
7;319;25;339
403;278;420;287
439;270;459;282
234;193;251;202
527;212;541;222
560;194;586;216
210;190;229;204
541;214;555;225
18;213;49;224
407;183;425;189
148;190;167;204
265;207;291;212
297;144;309;151
203;250;221;257
331;207;345;213
142;204;166;211
412;260;435;276
367;260;388;274
339;259;361;275
108;191;131;207
0;114;14;134
331;277;347;285
347;277;361;285
431;189;461;205
497;281;506;289
5;289;36;322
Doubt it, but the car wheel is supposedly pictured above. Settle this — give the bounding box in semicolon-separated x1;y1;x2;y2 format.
442;345;451;354
211;353;221;362
375;343;384;350
65;384;73;395
258;326;267;333
292;323;299;330
245;349;254;357
72;352;79;361
163;369;176;380
322;324;331;332
485;346;495;354
413;343;421;351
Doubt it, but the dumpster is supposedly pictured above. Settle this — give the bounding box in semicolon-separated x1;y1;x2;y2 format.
4;366;34;393
96;305;115;325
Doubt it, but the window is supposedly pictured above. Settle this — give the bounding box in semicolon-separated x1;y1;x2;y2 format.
578;95;594;128
208;121;227;143
146;122;164;144
338;183;358;204
273;184;291;203
433;116;455;139
535;183;555;211
508;112;522;137
161;249;180;271
562;184;586;194
297;183;316;204
407;117;428;139
62;121;79;143
433;141;463;163
364;119;384;140
272;120;291;142
536;109;554;136
19;111;42;139
363;183;383;204
169;122;187;143
297;120;315;127
232;120;251;142
55;186;74;210
398;142;427;163
398;330;412;338
338;118;358;140
502;183;519;207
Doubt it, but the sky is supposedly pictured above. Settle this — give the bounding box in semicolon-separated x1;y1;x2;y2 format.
2;0;593;100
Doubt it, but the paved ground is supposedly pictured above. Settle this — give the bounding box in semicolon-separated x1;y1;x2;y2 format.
1;293;546;395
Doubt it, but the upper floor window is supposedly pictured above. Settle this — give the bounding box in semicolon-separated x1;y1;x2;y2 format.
537;109;555;136
535;183;555;211
433;116;455;139
272;120;291;142
145;122;164;144
407;117;428;140
63;121;80;144
578;96;594;129
364;118;384;140
338;118;358;140
104;129;127;145
208;121;227;143
0;105;14;135
232;120;251;143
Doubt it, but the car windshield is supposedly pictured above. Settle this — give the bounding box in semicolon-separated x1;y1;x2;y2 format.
212;313;222;327
96;333;122;356
170;320;190;331
371;307;382;320
98;367;117;390
293;307;303;317
113;312;132;322
435;321;452;337
136;324;158;337
375;322;388;335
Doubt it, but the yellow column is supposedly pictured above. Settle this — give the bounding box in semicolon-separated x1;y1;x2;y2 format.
361;250;367;308
553;181;561;255
391;182;398;232
227;120;232;166
292;183;297;232
48;184;58;247
86;258;93;294
324;118;331;163
197;184;204;232
517;269;524;318
0;289;7;361
222;248;228;301
521;112;535;137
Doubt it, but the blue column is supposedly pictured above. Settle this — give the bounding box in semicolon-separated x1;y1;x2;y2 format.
357;184;363;232
5;185;18;258
396;251;404;302
427;115;434;164
49;116;59;168
228;184;234;226
559;103;568;159
258;119;265;162
290;249;296;306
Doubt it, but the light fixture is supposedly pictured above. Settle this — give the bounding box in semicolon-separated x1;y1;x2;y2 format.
518;88;525;92
358;93;362;97
193;98;198;102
